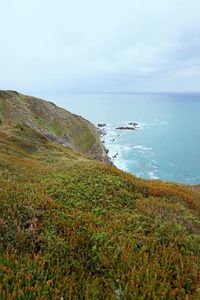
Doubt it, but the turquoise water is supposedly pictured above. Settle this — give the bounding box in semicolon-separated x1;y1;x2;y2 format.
55;93;200;184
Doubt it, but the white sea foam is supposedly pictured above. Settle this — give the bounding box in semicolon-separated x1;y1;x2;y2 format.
133;145;152;151
136;120;168;129
185;176;200;182
101;119;167;142
114;159;130;172
147;171;159;180
102;120;162;180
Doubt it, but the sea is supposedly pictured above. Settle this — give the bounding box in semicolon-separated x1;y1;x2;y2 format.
54;93;200;185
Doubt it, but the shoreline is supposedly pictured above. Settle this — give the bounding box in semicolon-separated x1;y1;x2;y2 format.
97;121;140;166
96;122;200;185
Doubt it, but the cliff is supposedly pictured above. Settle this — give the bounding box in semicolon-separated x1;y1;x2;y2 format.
0;90;110;163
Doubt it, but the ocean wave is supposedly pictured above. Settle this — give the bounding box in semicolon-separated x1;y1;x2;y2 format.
147;171;159;180
185;176;200;182
132;145;152;151
101;120;161;180
136;120;168;129
114;158;130;172
105;139;160;180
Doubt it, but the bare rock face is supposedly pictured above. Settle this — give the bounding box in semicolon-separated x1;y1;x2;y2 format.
0;90;110;164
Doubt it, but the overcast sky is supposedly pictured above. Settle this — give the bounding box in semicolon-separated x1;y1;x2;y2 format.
1;0;200;96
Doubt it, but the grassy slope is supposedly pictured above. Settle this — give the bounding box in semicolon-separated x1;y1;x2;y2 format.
0;125;200;299
0;91;107;162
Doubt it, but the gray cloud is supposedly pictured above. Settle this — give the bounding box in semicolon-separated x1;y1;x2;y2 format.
0;0;200;94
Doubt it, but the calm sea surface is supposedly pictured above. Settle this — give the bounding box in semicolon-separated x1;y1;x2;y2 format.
54;93;200;184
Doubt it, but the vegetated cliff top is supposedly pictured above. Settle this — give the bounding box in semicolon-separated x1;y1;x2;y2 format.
0;91;200;299
0;90;109;163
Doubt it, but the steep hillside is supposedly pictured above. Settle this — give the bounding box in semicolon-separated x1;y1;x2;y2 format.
0;90;109;163
0;93;200;299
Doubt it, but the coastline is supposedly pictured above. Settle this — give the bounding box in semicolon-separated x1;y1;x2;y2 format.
96;121;140;168
96;120;200;185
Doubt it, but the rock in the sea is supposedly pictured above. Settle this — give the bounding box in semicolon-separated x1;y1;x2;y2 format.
97;123;106;127
116;126;136;130
128;122;138;126
113;152;118;159
105;148;109;154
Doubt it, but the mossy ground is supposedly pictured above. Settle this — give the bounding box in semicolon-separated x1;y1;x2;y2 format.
0;127;200;299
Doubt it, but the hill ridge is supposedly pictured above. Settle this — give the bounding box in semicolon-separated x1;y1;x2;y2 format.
0;90;110;163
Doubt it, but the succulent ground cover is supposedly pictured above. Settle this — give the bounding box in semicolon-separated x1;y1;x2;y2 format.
0;127;200;299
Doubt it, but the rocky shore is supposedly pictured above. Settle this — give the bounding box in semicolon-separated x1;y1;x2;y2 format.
96;121;140;163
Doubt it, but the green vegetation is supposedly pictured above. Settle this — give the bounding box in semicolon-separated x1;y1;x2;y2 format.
73;125;96;153
0;91;106;161
0;92;200;299
35;116;47;129
0;99;6;113
48;120;69;137
36;117;70;137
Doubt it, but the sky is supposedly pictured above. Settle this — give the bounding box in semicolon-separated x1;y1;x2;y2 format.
1;0;200;96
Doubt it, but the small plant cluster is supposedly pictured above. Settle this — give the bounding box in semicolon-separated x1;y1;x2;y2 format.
0;128;200;299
